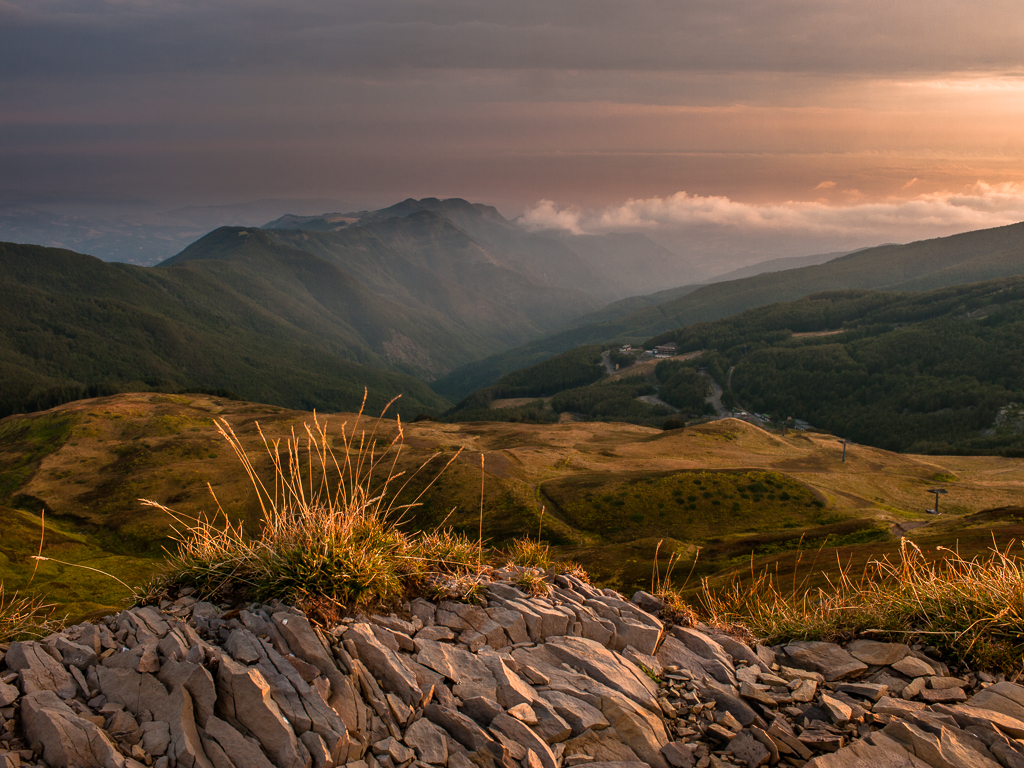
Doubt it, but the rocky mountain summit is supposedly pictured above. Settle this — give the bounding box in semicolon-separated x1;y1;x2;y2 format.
0;569;1022;768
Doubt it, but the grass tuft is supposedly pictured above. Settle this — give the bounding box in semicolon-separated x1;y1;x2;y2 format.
145;396;490;611
689;537;1024;673
505;536;553;569
0;583;58;643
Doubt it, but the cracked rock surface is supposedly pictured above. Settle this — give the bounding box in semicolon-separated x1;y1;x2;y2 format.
1;573;1022;768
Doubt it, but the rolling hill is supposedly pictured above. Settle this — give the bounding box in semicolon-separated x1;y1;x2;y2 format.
449;276;1024;455
436;220;1024;399
5;391;1024;620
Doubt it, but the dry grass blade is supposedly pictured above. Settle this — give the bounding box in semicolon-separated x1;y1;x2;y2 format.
0;583;58;643
144;394;489;611
689;536;1024;672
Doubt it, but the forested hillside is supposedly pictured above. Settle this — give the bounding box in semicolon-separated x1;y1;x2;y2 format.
452;277;1024;455
0;241;448;418
436;221;1024;400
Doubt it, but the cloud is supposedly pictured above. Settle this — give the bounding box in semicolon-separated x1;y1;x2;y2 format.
3;0;1024;79
814;181;836;190
520;183;1024;240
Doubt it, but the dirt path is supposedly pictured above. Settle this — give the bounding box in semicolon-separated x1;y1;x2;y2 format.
704;374;729;417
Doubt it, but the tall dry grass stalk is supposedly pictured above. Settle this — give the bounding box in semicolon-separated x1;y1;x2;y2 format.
0;583;57;643
694;537;1024;672
144;395;483;609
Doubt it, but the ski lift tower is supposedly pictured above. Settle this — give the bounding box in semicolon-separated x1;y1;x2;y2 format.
926;487;947;514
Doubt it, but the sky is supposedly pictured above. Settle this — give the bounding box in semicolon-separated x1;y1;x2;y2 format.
3;0;1024;264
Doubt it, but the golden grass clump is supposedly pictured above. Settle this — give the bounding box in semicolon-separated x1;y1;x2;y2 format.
0;583;57;643
691;538;1024;673
144;397;488;611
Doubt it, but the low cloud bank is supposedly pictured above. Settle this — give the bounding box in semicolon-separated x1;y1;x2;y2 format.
520;183;1024;240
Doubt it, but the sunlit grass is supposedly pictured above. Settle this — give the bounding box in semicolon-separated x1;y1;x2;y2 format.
145;395;494;611
681;537;1024;672
0;584;57;643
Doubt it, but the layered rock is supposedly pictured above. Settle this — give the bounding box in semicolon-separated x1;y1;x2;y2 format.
0;572;1022;768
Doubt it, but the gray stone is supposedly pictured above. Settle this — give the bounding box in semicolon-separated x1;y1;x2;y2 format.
969;682;1024;721
884;719;1000;768
481;655;537;709
157;660;217;728
725;730;770;768
373;736;415;764
660;741;696;768
490;713;557;768
836;682;888;702
409;598;437;626
370;624;415;654
599;695;670;768
561;728;642;764
216;655;310;768
203;716;276;768
423;704;499;753
630;591;664;614
670;628;734;680
462;696;504;725
415;626;455;642
845;640;910;667
783;641;868;681
890;655;935;678
458;629;486;652
345;623;423;707
707;632;766;671
414;638;492;685
20;689;127;768
539;690;610;736
930;675;969;690
225;628;263;664
919;686;967;704
508;598;571;641
934;703;1024;739
55;636;99;670
0;682;18;707
657;636;732;685
530;698;573;744
805;741;930;767
609;615;661;656
370;614;417;636
403;716;449;765
991;741;1024;768
6;640;77;698
546;636;659;713
507;702;539;725
141;721;171;757
487;607;530;645
874;695;928;717
271;612;327;668
820;695;853;725
299;731;332;768
96;666;213;768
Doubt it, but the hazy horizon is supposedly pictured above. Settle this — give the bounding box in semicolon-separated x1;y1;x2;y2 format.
3;1;1024;268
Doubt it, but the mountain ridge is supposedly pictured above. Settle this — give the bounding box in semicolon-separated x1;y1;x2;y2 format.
434;220;1024;399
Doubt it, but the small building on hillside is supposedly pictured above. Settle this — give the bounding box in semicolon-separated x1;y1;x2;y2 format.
653;342;678;357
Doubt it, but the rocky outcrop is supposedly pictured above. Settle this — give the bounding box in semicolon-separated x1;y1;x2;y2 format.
1;571;1023;768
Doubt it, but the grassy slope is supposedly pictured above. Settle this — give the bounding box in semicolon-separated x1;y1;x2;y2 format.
5;393;1024;620
437;221;1024;399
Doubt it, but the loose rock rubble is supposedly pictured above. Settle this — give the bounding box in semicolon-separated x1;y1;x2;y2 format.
1;571;1023;768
